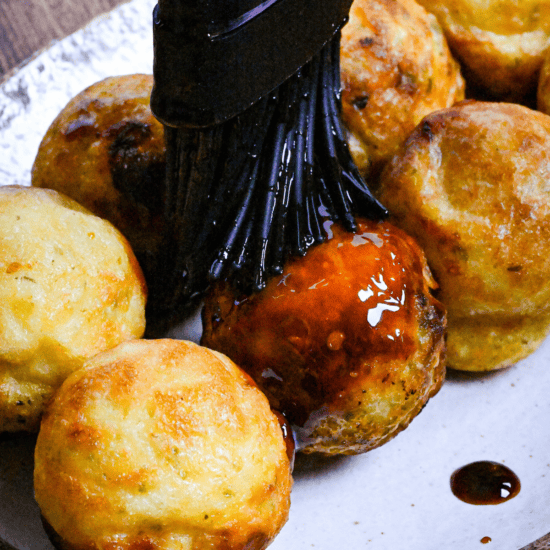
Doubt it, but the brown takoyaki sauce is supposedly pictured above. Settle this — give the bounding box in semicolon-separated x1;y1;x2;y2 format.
450;461;520;505
202;219;446;436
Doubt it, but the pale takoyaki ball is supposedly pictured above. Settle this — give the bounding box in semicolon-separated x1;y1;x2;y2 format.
31;75;165;327
341;0;465;179
415;0;550;101
34;339;293;550
377;101;550;371
0;186;146;432
202;220;446;455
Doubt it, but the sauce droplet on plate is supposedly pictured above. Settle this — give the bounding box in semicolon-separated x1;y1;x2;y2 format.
480;536;492;544
450;461;520;505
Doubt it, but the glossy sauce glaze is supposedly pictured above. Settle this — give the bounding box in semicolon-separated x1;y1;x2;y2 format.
450;461;521;505
202;219;446;454
273;411;296;471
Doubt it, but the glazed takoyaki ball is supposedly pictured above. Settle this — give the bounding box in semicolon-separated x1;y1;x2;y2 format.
537;48;550;114
377;101;550;371
340;0;465;179
31;74;167;333
34;339;293;550
0;186;146;432
202;219;446;455
415;0;550;101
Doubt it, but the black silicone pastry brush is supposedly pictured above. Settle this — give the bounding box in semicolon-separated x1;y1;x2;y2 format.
150;0;387;324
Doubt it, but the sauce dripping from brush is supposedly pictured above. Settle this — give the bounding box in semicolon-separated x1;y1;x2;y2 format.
450;461;520;505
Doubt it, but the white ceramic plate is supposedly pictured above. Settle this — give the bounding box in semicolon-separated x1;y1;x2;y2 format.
1;1;550;548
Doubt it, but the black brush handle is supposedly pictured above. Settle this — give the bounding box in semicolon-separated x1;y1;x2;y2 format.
151;0;353;128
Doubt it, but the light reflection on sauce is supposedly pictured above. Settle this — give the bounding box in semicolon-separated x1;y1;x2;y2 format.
450;461;520;505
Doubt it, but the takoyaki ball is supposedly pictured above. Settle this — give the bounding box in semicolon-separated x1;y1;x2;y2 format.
31;75;166;332
340;0;465;179
0;186;146;433
32;74;165;251
202;220;446;455
34;339;293;550
415;0;550;101
537;49;550;114
377;101;550;371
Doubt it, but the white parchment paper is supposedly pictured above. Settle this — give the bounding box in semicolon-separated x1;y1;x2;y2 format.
1;1;549;548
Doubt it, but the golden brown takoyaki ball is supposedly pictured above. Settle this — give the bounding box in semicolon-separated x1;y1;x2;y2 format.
340;0;465;179
32;74;165;252
202;219;446;455
34;339;293;550
377;101;550;371
0;186;146;432
537;48;550;114
31;74;167;333
415;0;550;101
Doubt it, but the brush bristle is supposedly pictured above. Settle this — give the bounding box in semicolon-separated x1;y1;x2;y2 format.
157;34;387;315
